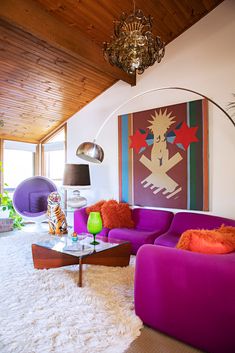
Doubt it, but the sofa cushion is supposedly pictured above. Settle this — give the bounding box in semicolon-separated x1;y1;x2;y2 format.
155;212;235;248
155;232;180;247
101;200;134;229
132;208;174;232
166;212;235;236
176;225;235;254
108;228;158;255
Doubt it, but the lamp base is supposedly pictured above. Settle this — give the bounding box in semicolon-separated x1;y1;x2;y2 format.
67;190;87;208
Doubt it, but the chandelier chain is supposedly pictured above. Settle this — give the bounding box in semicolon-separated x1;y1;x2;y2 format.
133;0;136;13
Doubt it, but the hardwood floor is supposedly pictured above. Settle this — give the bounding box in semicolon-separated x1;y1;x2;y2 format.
125;326;203;353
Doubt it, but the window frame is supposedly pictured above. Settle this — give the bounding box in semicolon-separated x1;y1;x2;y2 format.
0;139;39;194
0;124;67;196
40;124;67;181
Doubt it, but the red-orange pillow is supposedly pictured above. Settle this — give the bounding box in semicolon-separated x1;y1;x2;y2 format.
176;225;235;254
101;200;134;229
101;200;120;229
86;200;106;215
217;224;235;236
117;203;135;228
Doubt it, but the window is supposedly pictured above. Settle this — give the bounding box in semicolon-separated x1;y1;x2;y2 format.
43;128;66;188
3;141;36;194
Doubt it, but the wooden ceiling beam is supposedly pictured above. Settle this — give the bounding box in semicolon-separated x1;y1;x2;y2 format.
0;0;136;86
0;135;39;144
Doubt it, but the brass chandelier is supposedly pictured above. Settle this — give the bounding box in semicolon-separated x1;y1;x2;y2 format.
103;4;165;75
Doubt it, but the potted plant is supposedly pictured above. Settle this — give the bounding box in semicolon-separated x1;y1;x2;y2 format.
0;162;24;230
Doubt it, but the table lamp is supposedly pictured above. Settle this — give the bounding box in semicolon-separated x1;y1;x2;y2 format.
63;164;91;208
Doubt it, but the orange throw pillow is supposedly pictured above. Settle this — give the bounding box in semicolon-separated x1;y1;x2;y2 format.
101;200;134;229
118;203;135;228
86;200;106;215
176;225;235;254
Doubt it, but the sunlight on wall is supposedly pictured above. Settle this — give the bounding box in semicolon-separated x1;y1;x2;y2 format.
4;149;34;188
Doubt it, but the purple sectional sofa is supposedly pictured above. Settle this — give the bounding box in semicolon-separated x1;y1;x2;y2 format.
74;207;174;254
154;211;235;247
108;208;174;254
135;212;235;353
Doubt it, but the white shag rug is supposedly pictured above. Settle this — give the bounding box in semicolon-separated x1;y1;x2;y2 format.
0;231;142;353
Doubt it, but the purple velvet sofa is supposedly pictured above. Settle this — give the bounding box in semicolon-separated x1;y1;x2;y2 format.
108;208;174;254
154;211;235;247
135;212;235;353
74;207;174;254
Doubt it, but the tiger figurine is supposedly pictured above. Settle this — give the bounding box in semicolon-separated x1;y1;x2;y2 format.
47;192;68;235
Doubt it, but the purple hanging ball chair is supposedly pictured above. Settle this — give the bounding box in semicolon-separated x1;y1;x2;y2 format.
13;176;57;223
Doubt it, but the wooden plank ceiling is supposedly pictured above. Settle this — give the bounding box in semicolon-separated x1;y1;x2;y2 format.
0;0;223;143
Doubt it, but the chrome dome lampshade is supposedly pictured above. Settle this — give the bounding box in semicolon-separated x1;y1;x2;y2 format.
76;142;104;164
75;88;235;165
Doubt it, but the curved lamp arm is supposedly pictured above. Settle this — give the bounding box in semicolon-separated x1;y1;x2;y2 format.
76;86;235;163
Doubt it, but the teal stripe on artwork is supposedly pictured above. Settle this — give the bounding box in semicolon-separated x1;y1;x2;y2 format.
121;114;129;202
187;102;190;209
189;101;198;210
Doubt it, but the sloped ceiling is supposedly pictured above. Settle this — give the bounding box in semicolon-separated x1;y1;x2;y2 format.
0;0;223;143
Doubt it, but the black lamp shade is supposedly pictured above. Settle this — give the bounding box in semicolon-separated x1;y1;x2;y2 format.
63;164;90;187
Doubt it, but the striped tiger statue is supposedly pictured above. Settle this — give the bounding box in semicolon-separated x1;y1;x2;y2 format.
47;192;68;235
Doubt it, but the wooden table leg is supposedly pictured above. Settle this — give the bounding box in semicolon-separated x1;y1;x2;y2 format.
78;257;83;287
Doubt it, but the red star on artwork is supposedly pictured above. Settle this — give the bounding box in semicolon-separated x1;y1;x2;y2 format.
174;122;199;150
130;130;148;153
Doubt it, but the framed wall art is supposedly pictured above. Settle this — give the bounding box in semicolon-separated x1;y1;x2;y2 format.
118;99;208;210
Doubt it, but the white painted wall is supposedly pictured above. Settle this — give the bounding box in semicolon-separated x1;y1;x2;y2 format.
67;0;235;219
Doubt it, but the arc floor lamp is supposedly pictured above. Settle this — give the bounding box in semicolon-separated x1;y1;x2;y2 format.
76;86;235;164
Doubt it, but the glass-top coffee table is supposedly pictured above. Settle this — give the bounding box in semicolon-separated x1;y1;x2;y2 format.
32;234;131;287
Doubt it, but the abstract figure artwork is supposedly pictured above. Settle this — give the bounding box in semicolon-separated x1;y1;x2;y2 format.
118;99;208;210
